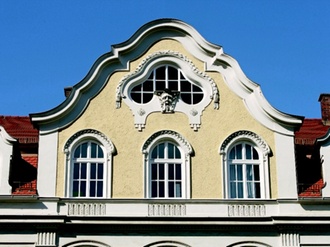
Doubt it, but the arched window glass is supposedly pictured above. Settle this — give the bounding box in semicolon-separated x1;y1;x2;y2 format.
71;141;106;197
130;65;203;105
228;142;261;199
150;141;183;198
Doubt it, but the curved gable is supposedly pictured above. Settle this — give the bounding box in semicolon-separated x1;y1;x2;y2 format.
30;18;302;135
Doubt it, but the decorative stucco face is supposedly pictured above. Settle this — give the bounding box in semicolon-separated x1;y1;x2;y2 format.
30;19;302;199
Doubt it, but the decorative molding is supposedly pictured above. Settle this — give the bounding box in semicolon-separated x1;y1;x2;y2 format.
220;130;271;159
228;204;266;217
281;232;300;247
142;130;193;156
36;231;56;246
68;203;106;216
148;204;186;216
116;50;219;109
63;129;116;159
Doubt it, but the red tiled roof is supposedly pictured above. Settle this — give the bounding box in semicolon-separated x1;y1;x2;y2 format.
295;119;330;145
0;116;38;143
22;155;38;168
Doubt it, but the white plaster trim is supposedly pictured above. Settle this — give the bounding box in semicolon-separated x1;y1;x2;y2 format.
116;51;218;131
63;129;115;198
31;19;302;135
37;132;58;197
274;132;298;199
0;126;16;195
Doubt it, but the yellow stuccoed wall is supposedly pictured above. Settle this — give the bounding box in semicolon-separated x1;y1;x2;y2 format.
56;39;277;199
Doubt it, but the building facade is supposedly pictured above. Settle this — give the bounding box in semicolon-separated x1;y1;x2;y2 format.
1;19;330;247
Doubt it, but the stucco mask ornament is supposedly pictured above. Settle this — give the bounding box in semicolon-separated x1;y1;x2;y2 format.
155;88;180;113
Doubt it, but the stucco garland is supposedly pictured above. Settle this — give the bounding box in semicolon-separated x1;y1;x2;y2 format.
116;50;219;109
220;130;270;158
63;129;116;159
142;130;193;156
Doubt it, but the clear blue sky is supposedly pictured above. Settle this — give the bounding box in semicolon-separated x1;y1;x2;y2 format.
0;1;329;118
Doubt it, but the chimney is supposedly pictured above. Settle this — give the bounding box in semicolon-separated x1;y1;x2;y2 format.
319;93;330;126
64;87;73;98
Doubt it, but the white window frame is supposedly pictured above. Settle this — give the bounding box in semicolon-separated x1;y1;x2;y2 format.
142;130;193;199
220;130;271;199
64;129;116;198
116;50;219;131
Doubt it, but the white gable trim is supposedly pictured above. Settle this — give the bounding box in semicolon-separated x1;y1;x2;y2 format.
30;19;302;136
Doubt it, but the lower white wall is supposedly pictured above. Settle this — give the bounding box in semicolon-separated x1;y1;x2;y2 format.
275;133;298;199
37;131;58;197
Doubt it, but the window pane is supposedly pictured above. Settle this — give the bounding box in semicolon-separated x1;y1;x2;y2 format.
91;143;97;158
254;165;260;181
98;145;104;158
80;181;86;197
151;163;158;179
176;164;181;179
131;92;141;103
73;181;79;197
192;84;202;92
192;93;203;104
246;164;253;181
230;182;236;198
180;80;191;92
155;80;165;90
143;80;153;91
175;182;182;197
151;147;158;158
81;163;87;179
142;93;153;103
237;182;243;198
74;146;81;158
168;181;174;197
98;163;103;179
168;66;178;80
253;147;259;159
236;144;242;159
156;67;166;79
247;182;254;198
175;146;181;158
81;143;88;158
168;80;178;91
131;84;142;91
168;143;174;158
255;182;261;198
246;144;252;159
73;163;80;179
229;148;235;159
159;182;165;197
90;181;96;197
151;181;158;197
91;163;96;179
237;164;243;180
229;165;236;180
158;143;165;158
159;163;164;179
180;93;191;104
97;181;103;197
168;163;174;179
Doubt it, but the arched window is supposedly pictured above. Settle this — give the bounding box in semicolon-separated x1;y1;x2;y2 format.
142;130;193;199
71;141;105;197
150;141;183;198
116;51;219;131
228;142;261;199
130;65;203;105
64;129;116;198
220;131;271;199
